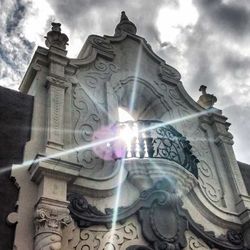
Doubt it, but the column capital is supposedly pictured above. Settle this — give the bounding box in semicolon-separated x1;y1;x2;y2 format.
34;198;71;250
46;75;70;89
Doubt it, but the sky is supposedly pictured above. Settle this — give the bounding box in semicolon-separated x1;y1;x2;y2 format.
0;0;250;163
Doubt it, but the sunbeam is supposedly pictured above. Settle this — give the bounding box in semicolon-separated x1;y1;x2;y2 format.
129;44;143;114
2;135;120;175
2;107;217;176
108;158;125;249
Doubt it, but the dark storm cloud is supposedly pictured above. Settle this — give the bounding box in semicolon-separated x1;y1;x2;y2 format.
193;0;250;38
180;21;218;94
222;54;250;80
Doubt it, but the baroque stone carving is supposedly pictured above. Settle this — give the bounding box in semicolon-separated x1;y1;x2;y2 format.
72;58;118;168
45;22;69;50
47;76;68;87
68;178;188;249
158;63;181;84
227;230;242;245
184;210;243;250
68;221;139;250
34;204;71;250
114;76;172;112
184;231;210;250
159;84;224;207
69;179;244;250
127;246;153;250
88;35;114;53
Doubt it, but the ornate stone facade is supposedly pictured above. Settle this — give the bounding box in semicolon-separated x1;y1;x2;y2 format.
3;11;250;250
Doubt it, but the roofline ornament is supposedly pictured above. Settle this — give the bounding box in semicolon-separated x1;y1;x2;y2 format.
115;11;137;36
45;22;69;50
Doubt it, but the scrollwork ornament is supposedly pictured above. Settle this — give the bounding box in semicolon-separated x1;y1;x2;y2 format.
188;236;209;250
34;205;71;250
72;58;118;167
227;230;242;245
159;63;181;84
198;161;222;203
89;35;114;52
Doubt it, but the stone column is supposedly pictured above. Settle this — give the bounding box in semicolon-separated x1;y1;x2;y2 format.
31;168;73;250
34;198;71;250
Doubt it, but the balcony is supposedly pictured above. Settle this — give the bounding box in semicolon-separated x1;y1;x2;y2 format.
111;120;199;179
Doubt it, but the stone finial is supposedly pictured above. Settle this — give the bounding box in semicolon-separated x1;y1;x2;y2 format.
197;85;217;109
115;11;137;36
45;22;69;50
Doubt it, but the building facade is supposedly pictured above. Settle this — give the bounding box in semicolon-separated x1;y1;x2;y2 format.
2;11;250;249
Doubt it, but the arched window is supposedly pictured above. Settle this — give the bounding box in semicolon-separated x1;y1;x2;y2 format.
118;107;134;122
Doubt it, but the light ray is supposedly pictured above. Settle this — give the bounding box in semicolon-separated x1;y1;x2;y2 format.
1;135;120;175
129;44;143;114
2;108;217;176
139;108;216;134
108;158;125;249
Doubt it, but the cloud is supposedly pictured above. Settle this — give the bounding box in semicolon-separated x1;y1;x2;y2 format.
47;0;171;51
222;54;250;80
0;0;54;89
177;0;250;162
193;0;250;41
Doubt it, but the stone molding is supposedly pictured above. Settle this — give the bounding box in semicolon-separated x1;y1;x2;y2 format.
200;111;250;221
29;156;128;197
125;158;197;194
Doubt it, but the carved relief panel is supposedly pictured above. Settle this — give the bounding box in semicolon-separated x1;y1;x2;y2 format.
64;218;146;250
184;231;211;250
64;179;244;250
72;58;118;170
155;80;225;208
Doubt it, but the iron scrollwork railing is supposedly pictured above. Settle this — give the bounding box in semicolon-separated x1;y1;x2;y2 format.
117;120;199;178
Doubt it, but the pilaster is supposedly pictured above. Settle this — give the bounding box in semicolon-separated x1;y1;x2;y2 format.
44;23;70;154
202;110;250;223
46;76;69;152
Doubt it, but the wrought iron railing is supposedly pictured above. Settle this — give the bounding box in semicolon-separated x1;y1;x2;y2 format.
116;120;199;178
